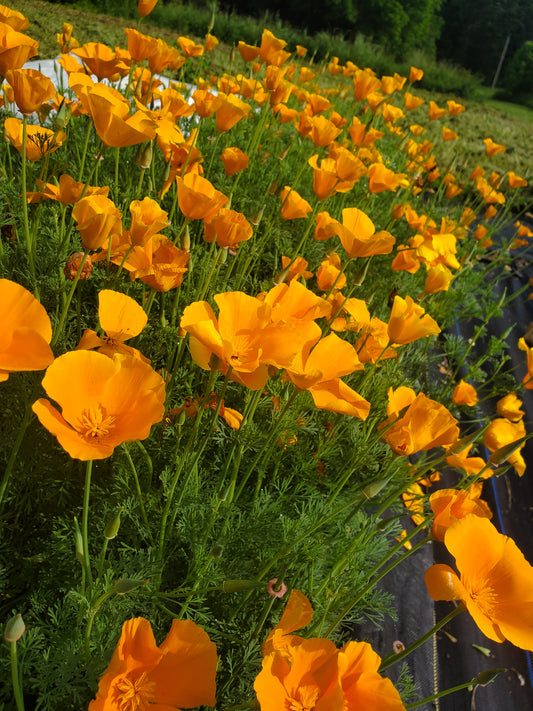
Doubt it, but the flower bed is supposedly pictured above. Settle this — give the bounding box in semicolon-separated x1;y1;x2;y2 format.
1;2;532;709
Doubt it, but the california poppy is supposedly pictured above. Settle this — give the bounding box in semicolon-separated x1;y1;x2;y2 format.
259;29;291;67
0;23;38;76
0;279;54;382
496;393;524;422
89;616;217;710
425;515;533;650
330;207;395;259
128;197;169;246
73;42;130;80
0;5;29;31
204;208;253;249
4;117;66;162
380;392;459;455
32;351;165;460
215;93;251;132
77;290;149;363
483;137;506;156
6;68;56;115
177;36;204;57
176;173;228;221
483;417;526;477
429;487;492;541
138;0;159;17
280;187;312;220
387;295;440;345
367;163;407;193
452;379;478;406
26;174;109;205
72;194;123;252
221;146;249;176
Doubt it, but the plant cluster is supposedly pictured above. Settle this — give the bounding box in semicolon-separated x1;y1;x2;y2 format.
1;1;533;709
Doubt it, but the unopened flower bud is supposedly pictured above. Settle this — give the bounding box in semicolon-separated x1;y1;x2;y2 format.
268;176;279;195
4;614;25;642
177;410;187;426
54;99;71;131
217;247;228;264
250;205;265;226
114;578;147;595
279;145;290;160
73;517;84;565
181;225;191;252
362;478;389;499
134;142;153;170
104;507;123;540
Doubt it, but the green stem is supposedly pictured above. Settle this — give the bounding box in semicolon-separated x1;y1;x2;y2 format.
21;116;36;286
0;400;33;512
82;460;94;594
379;603;465;672
404;679;481;710
122;443;153;542
51;252;89;348
10;641;25;711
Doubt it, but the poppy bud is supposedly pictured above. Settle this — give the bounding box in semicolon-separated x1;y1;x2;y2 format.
250;205;265;226
181;225;191;252
104;507;123;540
162;159;171;183
177;410;187;426
268;176;279;195
134;142;153;169
362;478;389;499
54;98;71;131
217;247;227;264
4;614;25;642
279;145;290;160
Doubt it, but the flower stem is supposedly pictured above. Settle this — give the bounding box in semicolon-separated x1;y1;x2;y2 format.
378;603;465;672
10;641;25;711
21;116;36;286
82;460;94;594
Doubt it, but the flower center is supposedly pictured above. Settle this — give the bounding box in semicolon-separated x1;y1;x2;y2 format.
115;672;155;711
78;406;116;439
466;575;498;617
286;687;319;711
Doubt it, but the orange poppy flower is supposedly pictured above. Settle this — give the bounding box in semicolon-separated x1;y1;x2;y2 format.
89;616;217;710
0;5;29;30
148;38;185;73
367;163;406;193
442;126;458;141
424;264;453;294
425;515;533;649
138;0;159;16
316;253;346;292
496;393;524;422
124;27;158;62
0;279;54;383
428;100;447;120
380;393;459;455
237;40;260;62
277;256;313;283
204;208;253;249
259;29;291;67
176;173;228;221
297;113;342;146
122;236;190;292
483;137;506;156
4;117;66;162
72;194;122;252
77;290;149;363
404;91;425;111
73;42;130;80
287;333;369;419
32;351;165;460
215;93;251;132
330;207;395;259
192;89;222;118
452;379;478;406
280;187;312;220
0;23;38;75
257;591;405;711
308;154;338;200
128;197;169;246
85;83;157;147
483;417;526;476
507;171;528;188
177;36;204;57
387;295;440;345
26;174;109;204
220;146;249;176
409;66;424;82
57;22;79;53
445;443;487;478
429;486;492;541
353;69;381;101
6;68;56;115
447;99;465;115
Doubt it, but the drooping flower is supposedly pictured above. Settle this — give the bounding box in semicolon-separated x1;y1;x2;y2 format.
32;351;166;460
425;515;533;650
77;290;149;362
89;617;217;710
0;279;54;382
